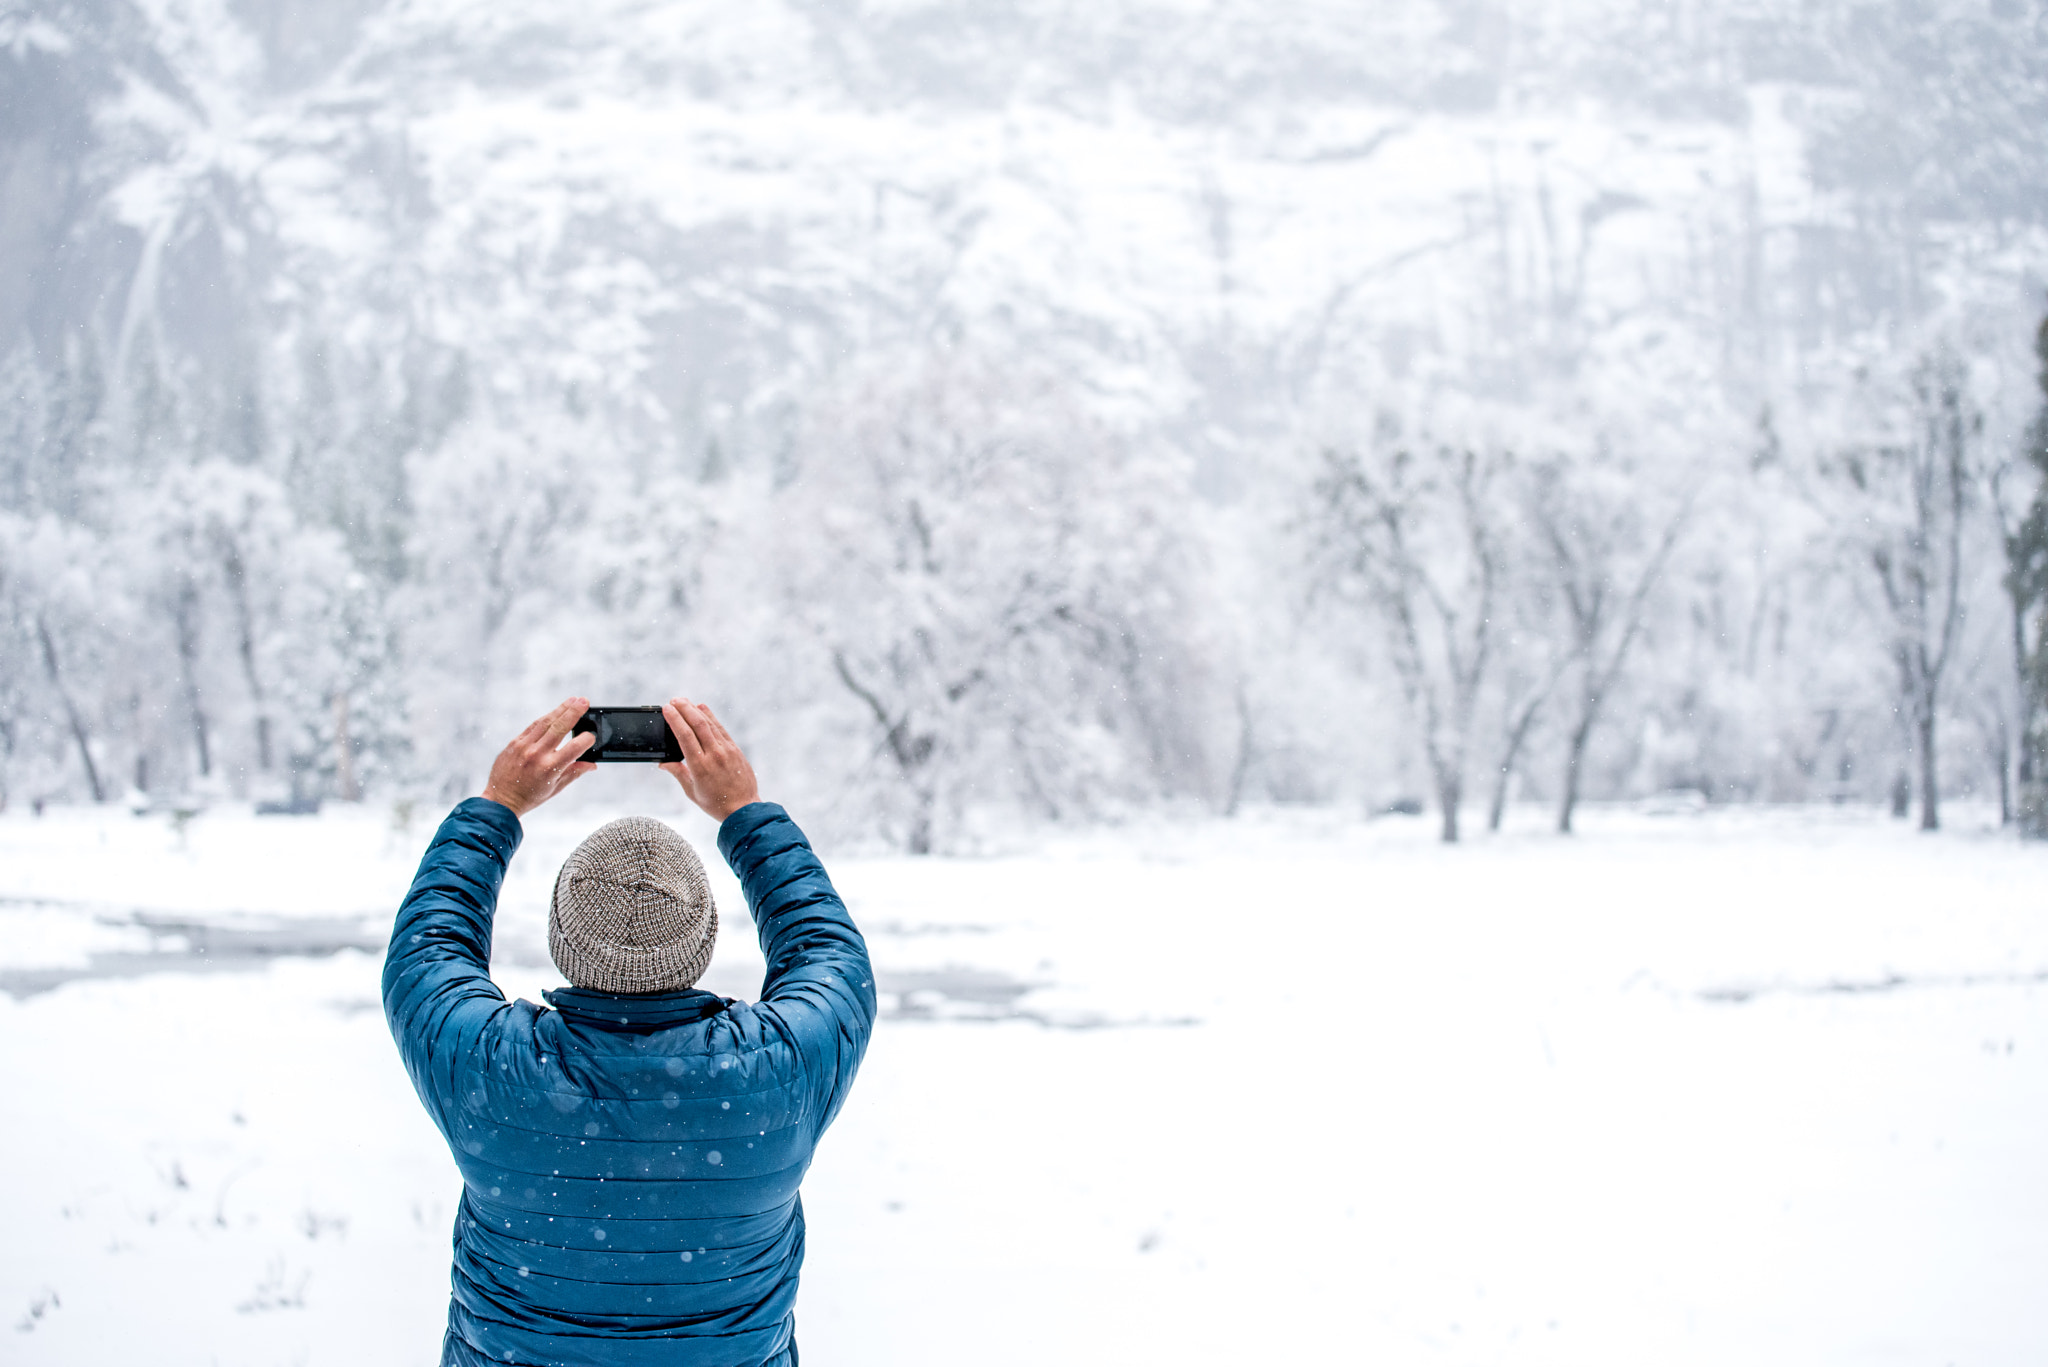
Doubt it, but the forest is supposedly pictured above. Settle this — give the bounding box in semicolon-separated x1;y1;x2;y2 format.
2;0;2047;848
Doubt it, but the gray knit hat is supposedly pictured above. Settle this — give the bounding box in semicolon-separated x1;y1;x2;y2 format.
549;817;718;994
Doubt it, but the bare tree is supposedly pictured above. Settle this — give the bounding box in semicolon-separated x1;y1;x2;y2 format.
1839;349;1978;831
403;421;587;795
155;465;296;780
33;612;104;802
1313;437;1509;842
167;575;212;777
831;646;953;855
0;514;114;803
1957;668;2015;823
1527;448;1692;835
1997;312;2048;834
1486;626;1568;832
1222;683;1256;818
214;536;272;772
784;355;1199;852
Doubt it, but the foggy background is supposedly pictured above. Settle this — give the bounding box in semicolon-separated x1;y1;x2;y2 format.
3;0;2047;848
7;8;2048;1364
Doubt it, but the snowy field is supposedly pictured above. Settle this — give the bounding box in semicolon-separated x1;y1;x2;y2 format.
2;796;2044;1366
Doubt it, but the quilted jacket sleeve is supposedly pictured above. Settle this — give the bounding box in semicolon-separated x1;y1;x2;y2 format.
381;797;522;1133
718;802;876;1136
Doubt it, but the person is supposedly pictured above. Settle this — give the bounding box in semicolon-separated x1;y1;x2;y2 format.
382;696;875;1367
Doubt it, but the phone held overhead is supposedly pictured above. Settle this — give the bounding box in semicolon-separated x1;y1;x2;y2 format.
572;706;686;763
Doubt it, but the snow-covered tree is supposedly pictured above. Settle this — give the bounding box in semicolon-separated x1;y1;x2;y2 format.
777;355;1205;850
2005;313;2048;834
1525;436;1694;834
1309;426;1513;842
0;513;123;802
1;0;2044;839
1826;347;1983;831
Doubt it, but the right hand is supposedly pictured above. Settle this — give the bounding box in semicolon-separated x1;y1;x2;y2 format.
660;698;762;822
479;697;597;818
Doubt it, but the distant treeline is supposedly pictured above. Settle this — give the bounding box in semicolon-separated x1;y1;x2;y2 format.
2;0;2046;847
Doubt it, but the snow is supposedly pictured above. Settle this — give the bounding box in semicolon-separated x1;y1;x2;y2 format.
12;1;2044;838
2;800;2045;1364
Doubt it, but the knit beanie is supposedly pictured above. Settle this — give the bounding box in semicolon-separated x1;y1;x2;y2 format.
549;817;718;994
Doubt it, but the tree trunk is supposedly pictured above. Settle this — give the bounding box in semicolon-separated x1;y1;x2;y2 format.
2015;597;2035;789
334;692;359;801
2012;583;2046;836
833;649;938;851
1488;696;1544;832
1223;686;1253;817
1435;763;1461;843
35;616;105;802
908;788;934;855
222;545;270;770
173;582;211;777
1917;705;1940;831
186;686;211;776
1995;713;2013;825
1558;704;1595;835
1487;768;1513;833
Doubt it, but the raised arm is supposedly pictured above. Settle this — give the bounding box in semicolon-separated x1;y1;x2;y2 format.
382;699;595;1125
381;798;520;1120
720;802;875;1127
663;698;876;1131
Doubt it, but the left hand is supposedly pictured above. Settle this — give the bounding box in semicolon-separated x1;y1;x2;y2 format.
480;697;598;817
658;697;762;822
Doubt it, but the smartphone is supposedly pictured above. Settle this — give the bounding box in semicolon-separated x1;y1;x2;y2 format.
572;706;684;763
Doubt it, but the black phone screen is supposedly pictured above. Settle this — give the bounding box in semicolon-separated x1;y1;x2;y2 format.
573;707;683;763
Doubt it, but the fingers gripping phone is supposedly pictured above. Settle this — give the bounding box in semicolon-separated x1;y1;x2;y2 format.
572;706;684;763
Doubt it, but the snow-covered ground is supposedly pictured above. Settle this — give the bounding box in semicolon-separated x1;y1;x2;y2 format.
1;798;2043;1365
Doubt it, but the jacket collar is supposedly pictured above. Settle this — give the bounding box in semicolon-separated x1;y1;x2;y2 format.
542;986;731;1034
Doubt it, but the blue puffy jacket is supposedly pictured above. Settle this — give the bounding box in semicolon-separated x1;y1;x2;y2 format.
383;798;875;1367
